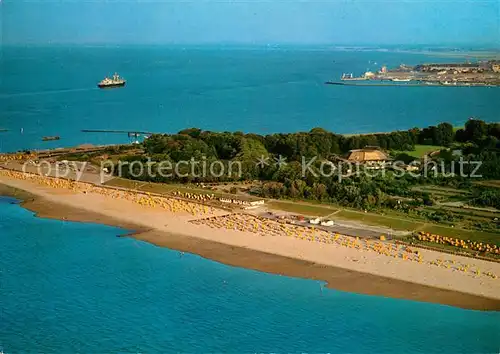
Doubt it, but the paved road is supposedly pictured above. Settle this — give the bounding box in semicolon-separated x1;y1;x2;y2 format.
258;213;405;239
0;161;114;185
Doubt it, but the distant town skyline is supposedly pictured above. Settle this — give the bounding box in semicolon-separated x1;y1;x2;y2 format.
2;0;499;46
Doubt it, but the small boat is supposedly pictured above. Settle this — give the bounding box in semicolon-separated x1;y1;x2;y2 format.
42;136;60;141
98;73;126;88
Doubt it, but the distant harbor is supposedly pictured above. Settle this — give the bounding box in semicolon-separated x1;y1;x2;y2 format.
325;81;498;87
337;60;500;87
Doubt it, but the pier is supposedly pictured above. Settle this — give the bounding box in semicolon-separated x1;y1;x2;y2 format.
327;81;432;87
81;129;157;138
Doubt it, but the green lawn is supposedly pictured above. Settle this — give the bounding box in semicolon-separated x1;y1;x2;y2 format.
439;205;500;219
413;185;470;195
104;178;148;190
268;200;500;245
104;177;238;199
418;224;499;246
411;186;470;198
267;200;337;217
268;200;423;231
474;180;500;189
334;210;422;231
394;144;444;158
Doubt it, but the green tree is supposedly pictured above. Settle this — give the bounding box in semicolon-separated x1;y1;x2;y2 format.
436;122;454;146
464;119;488;143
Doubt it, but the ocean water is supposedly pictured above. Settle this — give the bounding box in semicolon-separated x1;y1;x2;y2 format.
1;46;499;153
1;196;499;353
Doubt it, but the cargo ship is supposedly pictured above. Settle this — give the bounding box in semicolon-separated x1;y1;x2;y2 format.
98;73;126;88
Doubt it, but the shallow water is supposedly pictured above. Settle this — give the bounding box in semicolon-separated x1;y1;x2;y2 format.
1;196;499;352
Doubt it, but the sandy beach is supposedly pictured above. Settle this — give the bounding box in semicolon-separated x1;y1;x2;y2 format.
1;169;499;311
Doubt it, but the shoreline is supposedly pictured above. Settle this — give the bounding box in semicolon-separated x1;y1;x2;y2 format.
325;81;500;87
1;181;499;311
0;183;147;236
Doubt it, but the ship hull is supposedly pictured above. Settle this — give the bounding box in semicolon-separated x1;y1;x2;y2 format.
98;82;126;89
42;136;60;141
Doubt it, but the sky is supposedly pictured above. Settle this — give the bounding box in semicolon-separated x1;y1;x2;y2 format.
2;0;499;46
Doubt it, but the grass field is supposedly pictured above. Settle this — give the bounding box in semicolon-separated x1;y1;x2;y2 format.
439;205;500;218
416;224;499;245
394;144;444;158
412;185;470;195
268;199;500;245
411;186;470;199
105;178;148;190
104;177;238;199
268;199;500;244
334;210;422;231
474;180;500;189
411;186;471;204
267;200;337;217
268;199;421;229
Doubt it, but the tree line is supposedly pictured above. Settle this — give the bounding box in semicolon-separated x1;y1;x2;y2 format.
113;119;500;218
142;119;498;165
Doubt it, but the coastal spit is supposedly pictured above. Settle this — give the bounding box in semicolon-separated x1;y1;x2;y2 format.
1;168;499;310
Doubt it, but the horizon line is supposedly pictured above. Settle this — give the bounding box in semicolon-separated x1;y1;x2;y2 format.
3;42;500;49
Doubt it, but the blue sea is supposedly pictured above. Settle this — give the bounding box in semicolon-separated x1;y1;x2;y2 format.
1;46;499;153
1;47;500;352
1;196;499;353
